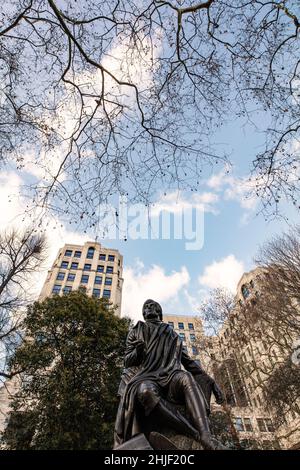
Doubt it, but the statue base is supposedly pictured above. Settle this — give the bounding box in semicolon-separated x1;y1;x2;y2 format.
114;432;203;450
149;431;203;450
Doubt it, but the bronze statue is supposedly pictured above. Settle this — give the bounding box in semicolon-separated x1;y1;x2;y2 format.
114;299;226;450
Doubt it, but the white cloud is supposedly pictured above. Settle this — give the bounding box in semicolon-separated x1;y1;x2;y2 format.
0;171;88;297
20;29;164;187
224;180;257;210
198;254;245;293
207;170;259;214
150;190;219;217
0;171;24;227
122;260;190;322
207;171;228;191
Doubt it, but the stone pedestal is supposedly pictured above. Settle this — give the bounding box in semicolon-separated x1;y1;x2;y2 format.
149;431;203;450
114;432;204;450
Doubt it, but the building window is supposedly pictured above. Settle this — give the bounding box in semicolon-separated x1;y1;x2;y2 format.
168;322;174;328
97;265;104;272
190;334;196;342
81;275;89;284
60;261;68;269
56;272;65;281
179;333;186;341
99;254;106;261
108;254;115;262
92;288;101;298
250;279;254;288
178;322;184;330
84;263;91;271
261;440;271;450
257;418;267;432
244;418;253;432
87;247;95;259
118;259;121;266
67;273;76;282
70;262;78;270
105;277;112;286
74;250;82;258
52;284;61;294
241;285;250;299
103;289;111;298
64;249;72;257
257;394;262;406
264;419;274;432
106;266;113;274
94;276;102;285
188;323;194;330
233;417;245;432
63;286;72;294
192;346;198;356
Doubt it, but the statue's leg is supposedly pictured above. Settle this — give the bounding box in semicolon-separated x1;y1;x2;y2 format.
136;381;199;440
169;372;226;450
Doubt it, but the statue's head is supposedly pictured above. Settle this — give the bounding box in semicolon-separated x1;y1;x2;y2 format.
142;299;163;322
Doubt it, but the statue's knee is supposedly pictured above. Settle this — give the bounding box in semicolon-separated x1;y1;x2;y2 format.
137;382;158;409
179;372;195;390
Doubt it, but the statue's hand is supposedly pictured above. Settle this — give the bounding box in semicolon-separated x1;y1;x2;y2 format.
133;340;145;356
212;381;225;405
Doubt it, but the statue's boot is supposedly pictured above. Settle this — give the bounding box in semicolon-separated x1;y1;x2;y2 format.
212;382;225;404
183;383;228;450
197;429;228;450
154;398;199;441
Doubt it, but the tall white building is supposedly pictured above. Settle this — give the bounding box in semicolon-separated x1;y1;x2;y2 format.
39;241;124;316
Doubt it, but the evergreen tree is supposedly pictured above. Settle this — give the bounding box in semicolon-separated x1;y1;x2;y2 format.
2;291;130;450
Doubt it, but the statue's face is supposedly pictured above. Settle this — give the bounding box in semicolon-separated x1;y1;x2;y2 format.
143;301;161;321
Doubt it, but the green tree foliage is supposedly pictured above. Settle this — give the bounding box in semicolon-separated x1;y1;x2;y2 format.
1;290;130;449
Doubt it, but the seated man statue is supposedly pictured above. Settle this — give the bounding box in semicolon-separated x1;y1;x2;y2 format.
114;299;225;450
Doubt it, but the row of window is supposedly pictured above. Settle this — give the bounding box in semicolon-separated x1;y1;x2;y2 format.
179;332;196;342
241;279;255;299
52;285;111;298
183;345;199;356
60;261;114;273
233;417;274;433
239;438;280;450
64;248;117;263
56;272;112;285
168;321;194;330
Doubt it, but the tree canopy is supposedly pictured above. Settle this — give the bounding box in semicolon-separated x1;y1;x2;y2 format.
1;290;130;449
1;0;299;226
199;226;300;437
0;228;47;382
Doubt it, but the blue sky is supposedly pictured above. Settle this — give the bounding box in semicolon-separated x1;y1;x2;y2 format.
1;2;299;325
1;105;299;324
1;103;298;325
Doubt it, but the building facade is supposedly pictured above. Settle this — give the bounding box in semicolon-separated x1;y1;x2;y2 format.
39;241;124;316
163;268;300;450
163;314;204;360
211;268;300;449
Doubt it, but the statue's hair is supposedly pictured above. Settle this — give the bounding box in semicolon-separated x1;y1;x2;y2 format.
142;299;163;320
